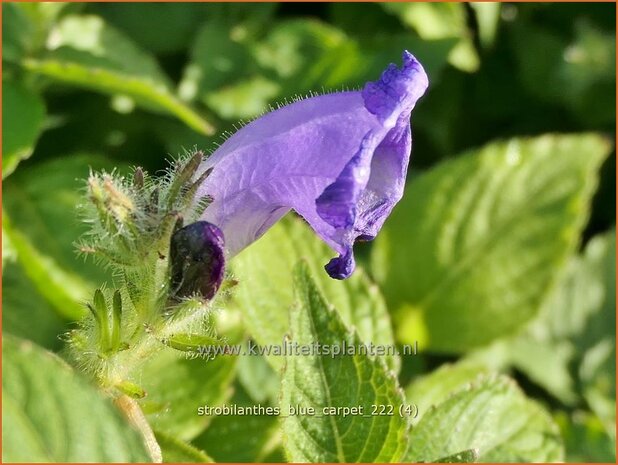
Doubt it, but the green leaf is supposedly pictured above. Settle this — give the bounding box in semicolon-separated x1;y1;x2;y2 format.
253;19;353;92
177;5;277;114
204;75;280;120
23;14;214;135
139;349;236;441
406;375;564;462
179;20;257;102
187;17;454;120
2;260;67;350
2;3;34;62
94;3;211;54
383;3;479;72
503;229;615;409
193;385;284;463
3;155;120;320
555;410;616;462
2;334;150;462
511;20;616;125
405;360;489;426
2;213;88;320
2;2;71;62
2;81;46;178
154;430;213;463
577;236;616;436
470;2;501;49
232;215;399;371
373;134;611;352
236;353;280;405
280;263;409;462
503;336;577;405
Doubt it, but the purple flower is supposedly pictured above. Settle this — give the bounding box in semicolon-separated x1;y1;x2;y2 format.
196;51;428;279
170;221;225;300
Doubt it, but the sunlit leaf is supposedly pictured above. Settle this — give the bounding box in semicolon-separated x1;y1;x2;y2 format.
280;263;409;462
373;134;611;352
406;375;564;462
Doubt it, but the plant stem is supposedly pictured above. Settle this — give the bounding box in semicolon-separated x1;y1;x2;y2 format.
115;394;163;463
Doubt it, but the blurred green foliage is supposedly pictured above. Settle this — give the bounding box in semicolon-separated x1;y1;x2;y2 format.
2;2;615;463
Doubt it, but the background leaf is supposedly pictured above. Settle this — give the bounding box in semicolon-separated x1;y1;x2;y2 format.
23;14;214;135
406;375;564;462
405;360;489;426
382;3;479;72
2;260;67;350
3;155;121;321
2;334;150;462
192;385;284;463
498;229;615;412
373;134;611;352
2;81;46;178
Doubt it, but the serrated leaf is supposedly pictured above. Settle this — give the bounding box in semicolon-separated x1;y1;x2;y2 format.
373;134;611;352
2;335;150;462
23;14;214;135
2;81;46;178
406;374;564;462
154;430;213;463
139;349;236;441
280;263;409;462
232;215;399;371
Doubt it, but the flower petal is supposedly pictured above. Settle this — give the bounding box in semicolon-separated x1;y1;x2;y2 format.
196;51;428;279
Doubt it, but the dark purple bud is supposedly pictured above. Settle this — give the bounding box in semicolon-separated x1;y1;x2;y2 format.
169;221;225;301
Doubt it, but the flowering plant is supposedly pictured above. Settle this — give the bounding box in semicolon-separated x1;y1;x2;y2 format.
3;3;614;464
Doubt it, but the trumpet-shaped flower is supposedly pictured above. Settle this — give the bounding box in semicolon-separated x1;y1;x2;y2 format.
196;51;428;279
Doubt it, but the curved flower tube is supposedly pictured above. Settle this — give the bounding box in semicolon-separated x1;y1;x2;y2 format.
196;50;428;279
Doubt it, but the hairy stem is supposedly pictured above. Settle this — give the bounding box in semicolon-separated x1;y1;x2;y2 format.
115;395;163;463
